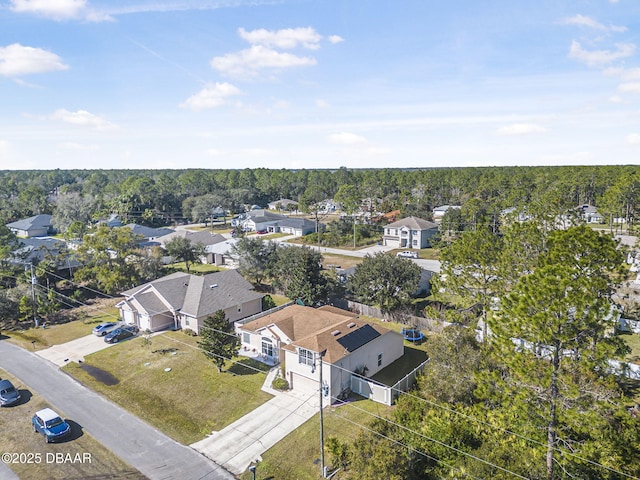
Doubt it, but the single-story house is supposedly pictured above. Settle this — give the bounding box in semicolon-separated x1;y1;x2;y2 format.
382;216;438;249
267;199;299;211
432;205;461;220
240;210;321;236
6;214;54;238
117;270;264;333
236;305;404;403
155;230;227;264
10;237;81;272
120;224;175;244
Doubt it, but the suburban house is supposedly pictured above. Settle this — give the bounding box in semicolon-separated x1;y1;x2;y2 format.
155;230;227;264
120;224;175;245
382;216;438;249
432;205;461;220
117;270;264;333
236;305;404;403
10;237;81;272
267;198;299;211
6;214;54;238
577;204;604;224
239;210;320;236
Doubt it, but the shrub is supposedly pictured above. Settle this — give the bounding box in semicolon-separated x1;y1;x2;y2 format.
182;328;197;336
272;376;289;390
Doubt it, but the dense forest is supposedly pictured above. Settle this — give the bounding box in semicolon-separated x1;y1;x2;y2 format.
1;165;640;229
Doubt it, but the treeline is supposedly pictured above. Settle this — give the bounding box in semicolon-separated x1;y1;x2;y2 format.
1;165;640;228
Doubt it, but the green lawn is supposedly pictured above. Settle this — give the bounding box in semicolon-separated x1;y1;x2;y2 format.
5;305;120;351
238;396;393;480
622;332;640;364
62;331;273;445
0;369;146;480
167;262;223;274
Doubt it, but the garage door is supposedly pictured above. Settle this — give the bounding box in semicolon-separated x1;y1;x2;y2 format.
291;372;319;395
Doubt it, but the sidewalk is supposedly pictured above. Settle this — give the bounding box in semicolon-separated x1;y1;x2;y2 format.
191;367;320;475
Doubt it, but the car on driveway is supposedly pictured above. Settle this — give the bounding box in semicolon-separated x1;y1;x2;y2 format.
0;379;20;407
397;250;418;259
104;325;138;344
92;321;119;336
32;408;71;443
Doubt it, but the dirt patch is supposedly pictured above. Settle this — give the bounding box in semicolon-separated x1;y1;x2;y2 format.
80;363;119;386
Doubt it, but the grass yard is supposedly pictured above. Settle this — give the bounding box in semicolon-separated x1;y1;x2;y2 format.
238;396;393;480
167;261;223;274
321;253;363;270
0;369;146;480
5;305;120;351
62;331;273;445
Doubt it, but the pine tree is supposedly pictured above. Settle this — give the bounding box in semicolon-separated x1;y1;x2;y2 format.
197;310;239;372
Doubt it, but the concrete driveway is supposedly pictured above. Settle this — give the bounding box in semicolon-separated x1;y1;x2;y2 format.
192;368;320;475
0;339;234;480
36;333;116;366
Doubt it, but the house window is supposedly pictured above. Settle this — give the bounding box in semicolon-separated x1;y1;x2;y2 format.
298;348;314;366
242;332;250;344
262;338;274;357
412;239;418;245
377;353;383;367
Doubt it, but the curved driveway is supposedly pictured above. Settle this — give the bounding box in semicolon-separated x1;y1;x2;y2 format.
0;340;234;480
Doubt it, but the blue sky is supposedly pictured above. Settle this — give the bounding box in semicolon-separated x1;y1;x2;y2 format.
1;0;639;170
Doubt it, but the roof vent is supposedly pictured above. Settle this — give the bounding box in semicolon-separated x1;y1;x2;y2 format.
331;330;341;336
209;284;218;289
347;322;356;328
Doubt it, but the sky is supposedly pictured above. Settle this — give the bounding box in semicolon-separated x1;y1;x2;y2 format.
1;0;640;171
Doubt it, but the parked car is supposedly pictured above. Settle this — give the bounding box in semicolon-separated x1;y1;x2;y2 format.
104;325;138;344
32;408;71;443
92;321;119;336
397;251;418;259
256;229;268;234
0;379;20;407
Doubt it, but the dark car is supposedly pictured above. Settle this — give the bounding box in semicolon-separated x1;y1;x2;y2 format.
32;408;71;443
0;379;20;407
104;325;137;344
92;321;119;336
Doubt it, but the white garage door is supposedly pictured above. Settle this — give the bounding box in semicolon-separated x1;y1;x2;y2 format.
291;373;319;395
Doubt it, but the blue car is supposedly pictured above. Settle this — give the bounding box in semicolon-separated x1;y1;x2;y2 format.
32;408;71;443
0;379;20;407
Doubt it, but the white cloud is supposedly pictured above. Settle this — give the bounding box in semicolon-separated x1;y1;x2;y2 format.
0;43;68;77
562;14;627;33
568;40;636;67
628;134;640;145
58;141;99;150
50;109;116;130
328;35;344;44
315;99;330;108
496;123;547;136
327;132;367;145
618;82;640;94
609;95;624;103
9;0;110;21
238;27;322;50
210;45;316;78
180;82;242;110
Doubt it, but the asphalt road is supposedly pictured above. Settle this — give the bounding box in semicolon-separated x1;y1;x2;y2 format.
0;339;234;480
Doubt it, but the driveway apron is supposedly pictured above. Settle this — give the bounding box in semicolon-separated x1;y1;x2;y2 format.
0;339;234;480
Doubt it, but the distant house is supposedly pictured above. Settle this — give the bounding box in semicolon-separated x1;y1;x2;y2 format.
6;214;54;238
117;270;264;333
267;199;298;211
10;237;81;271
382;216;438;249
240;210;321;236
120;224;174;245
236;305;404;403
155;230;227;264
577;205;604;224
432;205;461;220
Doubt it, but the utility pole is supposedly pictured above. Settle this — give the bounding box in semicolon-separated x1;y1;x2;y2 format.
316;349;327;478
30;264;38;328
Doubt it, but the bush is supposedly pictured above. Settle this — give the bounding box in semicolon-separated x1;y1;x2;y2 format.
271;376;289;390
182;328;197;336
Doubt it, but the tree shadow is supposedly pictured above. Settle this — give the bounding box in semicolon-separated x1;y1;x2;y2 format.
227;358;271;376
15;388;32;406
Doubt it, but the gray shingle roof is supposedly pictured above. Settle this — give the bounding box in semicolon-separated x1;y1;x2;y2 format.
156;230;226;247
121;270;263;319
385;216;438;230
6;214;53;231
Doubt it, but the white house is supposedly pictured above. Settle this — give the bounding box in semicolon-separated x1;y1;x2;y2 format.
6;214;54;238
236;305;404;403
382;216;438;249
118;270;264;333
432;205;461;220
